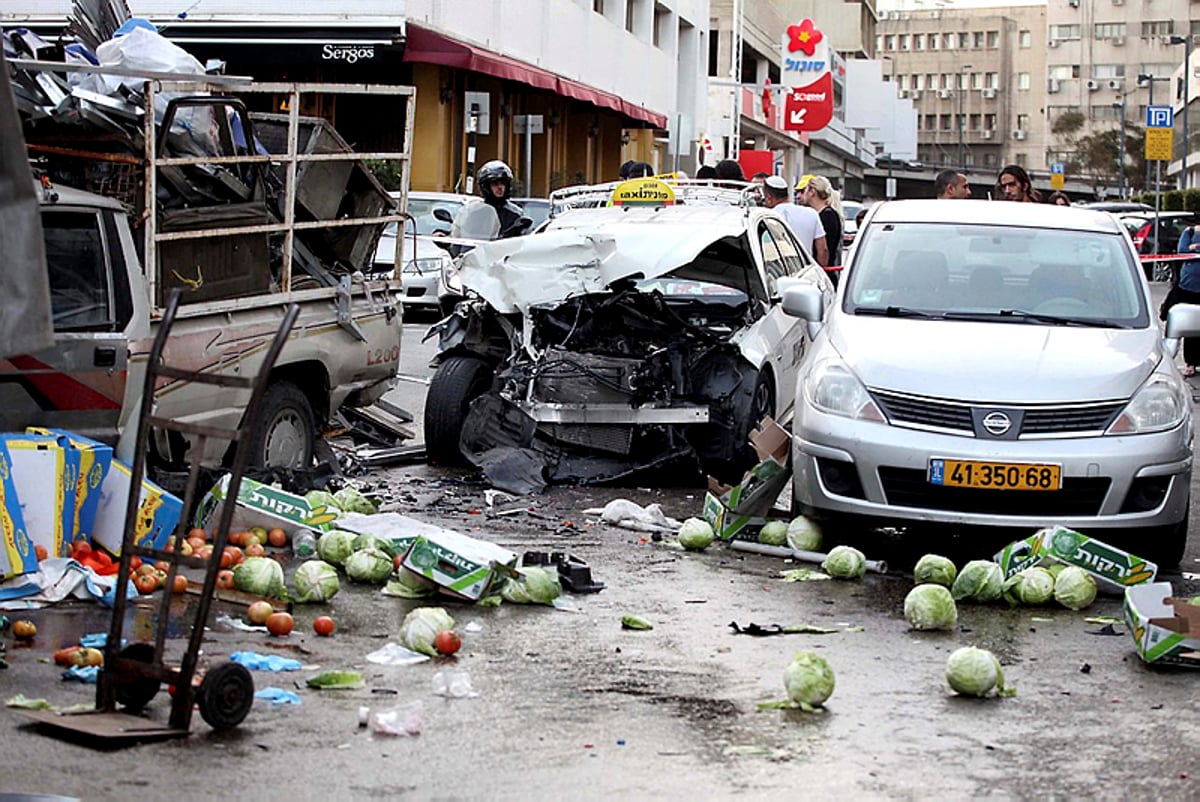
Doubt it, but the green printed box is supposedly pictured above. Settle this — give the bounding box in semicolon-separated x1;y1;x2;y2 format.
703;417;791;541
0;440;38;581
702;491;769;542
401;528;517;602
995;525;1157;595
1123;582;1200;668
195;474;340;537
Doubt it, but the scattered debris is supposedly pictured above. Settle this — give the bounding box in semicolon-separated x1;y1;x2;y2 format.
730;540;888;574
621;615;654;631
728;622;841;636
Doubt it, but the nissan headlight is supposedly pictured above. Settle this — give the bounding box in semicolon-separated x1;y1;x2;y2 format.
442;260;463;295
803;359;886;422
1107;373;1189;434
403;257;447;276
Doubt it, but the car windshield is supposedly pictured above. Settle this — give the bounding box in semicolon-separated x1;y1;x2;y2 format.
392;198;464;237
845;222;1149;327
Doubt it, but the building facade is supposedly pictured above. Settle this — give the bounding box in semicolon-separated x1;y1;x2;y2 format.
877;6;1047;177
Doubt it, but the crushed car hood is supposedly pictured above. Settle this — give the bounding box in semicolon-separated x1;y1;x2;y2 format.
455;219;745;314
832;317;1161;403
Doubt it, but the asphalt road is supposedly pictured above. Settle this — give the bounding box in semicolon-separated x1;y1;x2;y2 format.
2;290;1198;800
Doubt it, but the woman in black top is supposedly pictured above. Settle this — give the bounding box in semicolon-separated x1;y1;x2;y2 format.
799;174;844;266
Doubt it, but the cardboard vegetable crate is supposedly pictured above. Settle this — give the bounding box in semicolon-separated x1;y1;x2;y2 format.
1123;582;1200;667
701;417;791;541
994;525;1156;595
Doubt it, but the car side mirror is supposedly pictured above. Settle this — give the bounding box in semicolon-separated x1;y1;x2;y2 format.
781;283;824;322
433;208;454;223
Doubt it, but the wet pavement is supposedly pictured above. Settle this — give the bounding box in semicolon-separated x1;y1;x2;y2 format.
2;301;1198;800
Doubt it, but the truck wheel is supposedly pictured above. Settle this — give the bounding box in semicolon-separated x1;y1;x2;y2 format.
249;381;315;469
425;355;493;466
705;370;774;485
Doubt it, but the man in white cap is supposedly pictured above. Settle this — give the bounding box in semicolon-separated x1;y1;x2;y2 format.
761;175;828;266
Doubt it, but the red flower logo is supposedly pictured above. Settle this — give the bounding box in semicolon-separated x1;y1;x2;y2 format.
787;20;823;56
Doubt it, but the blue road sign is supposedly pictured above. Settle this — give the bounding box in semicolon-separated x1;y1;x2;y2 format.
1147;105;1174;128
1051;162;1065;175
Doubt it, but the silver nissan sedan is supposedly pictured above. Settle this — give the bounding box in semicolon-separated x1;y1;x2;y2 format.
781;199;1200;567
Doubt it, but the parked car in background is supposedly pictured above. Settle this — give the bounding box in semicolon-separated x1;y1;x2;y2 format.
782;199;1199;567
1084;201;1154;214
1118;211;1198;280
841;199;868;250
874;156;924;171
372;191;472;310
424;179;833;486
512;197;551;230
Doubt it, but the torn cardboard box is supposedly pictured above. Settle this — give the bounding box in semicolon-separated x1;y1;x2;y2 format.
995;525;1157;595
25;428;112;549
0;438;38;581
195;475;341;536
1123;582;1200;668
401;528;517;602
702;417;791;541
92;459;183;556
2;432;81;559
336;512;459;559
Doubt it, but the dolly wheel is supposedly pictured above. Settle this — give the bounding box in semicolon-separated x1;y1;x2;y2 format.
112;643;161;711
197;662;255;731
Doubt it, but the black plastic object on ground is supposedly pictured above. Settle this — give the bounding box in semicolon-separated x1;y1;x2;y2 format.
521;551;605;593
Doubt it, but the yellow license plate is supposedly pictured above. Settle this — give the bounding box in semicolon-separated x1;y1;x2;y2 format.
929;459;1062;491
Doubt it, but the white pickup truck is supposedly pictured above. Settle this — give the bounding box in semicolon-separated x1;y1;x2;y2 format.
1;75;412;479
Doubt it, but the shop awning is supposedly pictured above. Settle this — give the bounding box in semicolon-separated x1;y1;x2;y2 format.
403;24;666;129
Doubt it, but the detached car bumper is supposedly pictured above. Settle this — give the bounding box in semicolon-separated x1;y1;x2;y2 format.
791;406;1193;530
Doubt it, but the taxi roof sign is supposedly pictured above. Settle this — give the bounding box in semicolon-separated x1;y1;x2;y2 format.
611;178;675;206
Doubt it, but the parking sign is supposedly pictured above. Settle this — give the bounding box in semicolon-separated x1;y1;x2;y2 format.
1147;105;1173;129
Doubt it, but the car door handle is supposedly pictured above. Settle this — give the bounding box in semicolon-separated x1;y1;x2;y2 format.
94;346;117;367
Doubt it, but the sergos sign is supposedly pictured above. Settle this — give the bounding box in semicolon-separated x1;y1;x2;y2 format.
781;19;833;133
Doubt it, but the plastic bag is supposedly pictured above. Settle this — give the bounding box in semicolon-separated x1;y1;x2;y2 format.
371;701;424;737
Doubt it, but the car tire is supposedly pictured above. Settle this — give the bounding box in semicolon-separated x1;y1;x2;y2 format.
707;370;774;485
248;381;315;469
425;355;494;466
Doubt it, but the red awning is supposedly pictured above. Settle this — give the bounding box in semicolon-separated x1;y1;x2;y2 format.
403;24;667;129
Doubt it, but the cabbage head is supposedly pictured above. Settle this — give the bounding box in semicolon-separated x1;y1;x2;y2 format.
352;531;397;559
316;529;356;567
783;651;835;712
758;520;788;547
677;518;715;551
500;566;561;605
305;489;340;512
344;547;394;584
1053;566;1097;610
333;486;377;514
383;567;436;599
233;556;285;599
913;554;957;587
822;545;866;579
946;646;1007;697
786;516;822;552
950;560;1004;602
904;584;958;631
1002;566;1055;606
292;559;340;603
400;607;456;656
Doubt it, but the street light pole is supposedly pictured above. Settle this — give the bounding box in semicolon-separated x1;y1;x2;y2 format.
1169;36;1192;190
958;64;973;170
1114;95;1127;197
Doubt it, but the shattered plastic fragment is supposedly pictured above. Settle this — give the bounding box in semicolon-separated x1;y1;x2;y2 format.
365;643;430;666
371;701;424;737
432;669;478;698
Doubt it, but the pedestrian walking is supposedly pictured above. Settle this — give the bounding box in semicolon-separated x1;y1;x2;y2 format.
1168;225;1200;376
761;175;828;266
797;174;843;266
996;164;1040;202
934;169;971;199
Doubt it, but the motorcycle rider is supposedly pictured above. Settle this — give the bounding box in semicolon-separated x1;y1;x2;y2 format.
451;160;530;242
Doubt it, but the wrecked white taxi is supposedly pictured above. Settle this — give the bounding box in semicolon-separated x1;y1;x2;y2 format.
424;181;832;488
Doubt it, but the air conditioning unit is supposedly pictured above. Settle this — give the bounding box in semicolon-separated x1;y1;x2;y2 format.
981;88;997;99
899;89;910;99
1108;79;1123;89
1086;79;1100;91
980;130;994;139
1068;0;1079;7
1048;79;1061;93
938;89;953;99
1112;0;1124;5
910;90;921;101
1112;36;1125;46
1013;129;1027;140
1048;39;1061;48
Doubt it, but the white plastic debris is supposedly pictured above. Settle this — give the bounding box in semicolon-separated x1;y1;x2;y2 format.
432;669;478;699
365;642;430;666
371;701;424;737
584;499;683;533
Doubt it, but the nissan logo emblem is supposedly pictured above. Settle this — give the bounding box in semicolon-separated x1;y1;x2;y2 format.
982;411;1012;436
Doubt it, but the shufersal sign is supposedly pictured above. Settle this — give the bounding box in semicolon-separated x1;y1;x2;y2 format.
781;19;833;133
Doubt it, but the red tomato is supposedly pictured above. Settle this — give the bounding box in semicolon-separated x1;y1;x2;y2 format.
216;569;235;590
267;528;288;548
34;544;48;561
73;541;92;559
129;556;143;571
244;542;266;559
172;574;189;594
266;612;294;637
187;527;208;543
313;616;335;636
134;574;158;595
434;630;462;655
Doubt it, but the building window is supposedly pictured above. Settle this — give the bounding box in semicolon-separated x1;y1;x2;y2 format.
885;34;896;50
958;32;969;49
1094;23;1126;40
594;0;603;12
944;33;955;50
1192;20;1200;37
1019;30;1031;48
985;153;998;168
900;34;910;50
1018;73;1030;91
1015;153;1026;168
1091;104;1120;121
986;31;999;48
925;114;937;130
913;74;924;90
1142;21;1175;38
985;72;998;89
973;31;984;48
1048;64;1081;80
653;3;671;47
941;114;953;131
1049;24;1081;40
1091;64;1125;79
914;33;925;50
930;34;939;51
928;73;938;89
1141;63;1175;77
969;113;980;131
984;113;997;130
1017;113;1030;130
708;29;720;76
876;35;883;52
